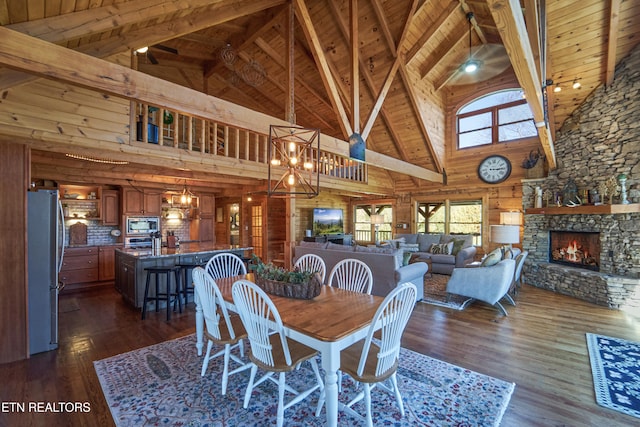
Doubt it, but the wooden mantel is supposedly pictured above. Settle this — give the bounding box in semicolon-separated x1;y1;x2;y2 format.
526;204;640;215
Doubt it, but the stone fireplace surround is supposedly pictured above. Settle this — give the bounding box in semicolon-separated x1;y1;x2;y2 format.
522;204;640;309
518;45;640;311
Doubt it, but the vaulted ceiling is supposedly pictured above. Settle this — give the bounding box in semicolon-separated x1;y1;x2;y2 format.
1;0;638;194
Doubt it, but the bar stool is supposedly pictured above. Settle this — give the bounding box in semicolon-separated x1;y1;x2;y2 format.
141;266;182;321
175;262;204;306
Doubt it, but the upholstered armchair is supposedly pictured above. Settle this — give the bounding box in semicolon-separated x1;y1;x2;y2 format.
445;259;516;315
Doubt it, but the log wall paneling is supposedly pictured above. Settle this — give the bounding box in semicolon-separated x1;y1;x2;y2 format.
0;142;29;363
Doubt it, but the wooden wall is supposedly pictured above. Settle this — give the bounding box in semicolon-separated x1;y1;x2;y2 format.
0;141;29;363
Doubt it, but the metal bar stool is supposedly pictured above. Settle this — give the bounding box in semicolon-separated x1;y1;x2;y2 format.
141;266;182;321
175;262;204;306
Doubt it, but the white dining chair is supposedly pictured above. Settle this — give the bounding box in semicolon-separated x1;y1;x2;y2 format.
192;267;251;395
204;252;247;280
231;279;324;427
316;283;417;426
294;253;327;283
327;258;373;294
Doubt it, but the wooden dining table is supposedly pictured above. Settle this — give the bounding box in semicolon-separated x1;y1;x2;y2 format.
194;273;384;427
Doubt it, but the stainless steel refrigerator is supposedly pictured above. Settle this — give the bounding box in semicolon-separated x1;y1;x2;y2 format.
27;190;65;355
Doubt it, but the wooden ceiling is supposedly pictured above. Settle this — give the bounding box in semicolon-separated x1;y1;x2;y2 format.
1;0;638;193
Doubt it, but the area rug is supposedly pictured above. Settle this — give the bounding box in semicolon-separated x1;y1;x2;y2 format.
94;334;514;426
422;273;472;310
586;333;640;419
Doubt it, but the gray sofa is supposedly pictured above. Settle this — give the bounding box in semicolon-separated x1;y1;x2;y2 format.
390;233;477;275
293;241;428;302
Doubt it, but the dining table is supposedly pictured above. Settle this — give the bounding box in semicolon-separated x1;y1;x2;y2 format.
195;273;384;427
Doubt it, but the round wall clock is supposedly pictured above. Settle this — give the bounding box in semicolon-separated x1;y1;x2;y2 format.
477;155;512;184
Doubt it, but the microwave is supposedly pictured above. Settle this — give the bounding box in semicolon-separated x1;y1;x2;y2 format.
126;216;160;235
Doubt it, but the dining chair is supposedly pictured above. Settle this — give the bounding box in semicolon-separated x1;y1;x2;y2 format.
204;252;247;280
192;267;251;395
316;282;417;427
327;258;373;294
231;279;324;427
294;253;327;283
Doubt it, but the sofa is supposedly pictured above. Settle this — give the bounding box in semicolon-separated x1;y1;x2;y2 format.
387;233;477;275
293;241;428;302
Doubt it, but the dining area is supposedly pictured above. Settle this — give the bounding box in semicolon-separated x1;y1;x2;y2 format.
192;252;418;427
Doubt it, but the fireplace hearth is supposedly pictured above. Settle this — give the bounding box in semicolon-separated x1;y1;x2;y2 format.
549;230;600;271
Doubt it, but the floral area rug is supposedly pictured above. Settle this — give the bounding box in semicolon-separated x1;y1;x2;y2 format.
94;334;514;426
586;333;640;419
422;273;472;310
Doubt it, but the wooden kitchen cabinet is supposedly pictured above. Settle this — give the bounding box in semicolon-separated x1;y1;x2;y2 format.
199;193;215;216
60;246;99;292
122;187;162;216
102;189;119;225
98;246;117;281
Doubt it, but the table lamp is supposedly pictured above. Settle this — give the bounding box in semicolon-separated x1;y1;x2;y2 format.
371;214;384;245
490;225;520;249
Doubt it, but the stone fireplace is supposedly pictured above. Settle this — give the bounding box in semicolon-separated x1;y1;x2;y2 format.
518;45;640;312
549;230;600;271
522;206;640;309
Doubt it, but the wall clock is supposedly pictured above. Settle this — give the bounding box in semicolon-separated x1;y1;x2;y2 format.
477;155;512;184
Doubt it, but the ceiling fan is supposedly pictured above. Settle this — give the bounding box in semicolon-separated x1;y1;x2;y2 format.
446;43;511;86
136;44;179;65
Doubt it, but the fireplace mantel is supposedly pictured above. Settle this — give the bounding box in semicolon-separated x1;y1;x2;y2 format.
526;203;640;215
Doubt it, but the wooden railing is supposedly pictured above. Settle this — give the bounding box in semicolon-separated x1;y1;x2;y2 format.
132;102;367;183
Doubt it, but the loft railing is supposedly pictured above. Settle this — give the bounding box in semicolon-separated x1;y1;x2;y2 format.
132;102;367;183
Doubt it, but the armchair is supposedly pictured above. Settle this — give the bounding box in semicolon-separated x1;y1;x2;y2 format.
445;259;516;315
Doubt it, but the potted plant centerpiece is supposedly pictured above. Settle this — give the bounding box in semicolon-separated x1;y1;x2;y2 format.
252;255;322;299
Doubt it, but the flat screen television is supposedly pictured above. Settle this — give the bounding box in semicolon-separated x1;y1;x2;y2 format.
313;208;344;235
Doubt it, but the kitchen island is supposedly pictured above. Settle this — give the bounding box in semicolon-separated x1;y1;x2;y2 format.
115;243;253;308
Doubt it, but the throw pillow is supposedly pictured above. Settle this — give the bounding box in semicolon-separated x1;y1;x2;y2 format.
402;251;413;266
502;246;514;260
450;238;466;256
481;252;501;267
488;247;504;260
399;242;420;252
429;242;453;255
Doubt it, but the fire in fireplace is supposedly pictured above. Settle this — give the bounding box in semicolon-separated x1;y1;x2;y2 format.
549;230;600;271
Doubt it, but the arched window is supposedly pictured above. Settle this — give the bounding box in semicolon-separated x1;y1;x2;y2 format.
457;89;536;149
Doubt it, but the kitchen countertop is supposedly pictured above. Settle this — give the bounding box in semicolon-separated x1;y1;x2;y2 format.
116;243;253;259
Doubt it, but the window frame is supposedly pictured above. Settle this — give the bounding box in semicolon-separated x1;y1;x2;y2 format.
415;199;484;247
457;93;536;149
354;203;393;243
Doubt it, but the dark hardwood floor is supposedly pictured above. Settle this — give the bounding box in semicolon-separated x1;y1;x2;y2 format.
1;284;639;426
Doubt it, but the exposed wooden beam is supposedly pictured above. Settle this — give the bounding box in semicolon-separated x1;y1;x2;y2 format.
523;0;542;83
460;0;488;44
486;0;556;169
419;12;468;79
6;0;226;43
294;0;353;138
605;0;621;87
0;26;440;183
285;2;295;123
361;58;399;141
370;0;397;54
398;62;443;172
405;1;458;63
350;0;360;135
0;0;285;90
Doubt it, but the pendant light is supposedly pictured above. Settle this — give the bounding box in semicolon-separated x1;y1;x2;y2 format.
463;12;479;74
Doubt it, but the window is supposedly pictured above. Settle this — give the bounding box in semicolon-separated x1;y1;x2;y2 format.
354;204;393;243
416;200;482;246
457;89;536;149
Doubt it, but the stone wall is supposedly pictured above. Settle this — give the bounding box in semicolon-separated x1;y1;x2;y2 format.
521;44;640;309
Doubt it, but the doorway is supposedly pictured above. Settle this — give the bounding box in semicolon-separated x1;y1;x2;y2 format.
250;204;263;258
229;203;240;246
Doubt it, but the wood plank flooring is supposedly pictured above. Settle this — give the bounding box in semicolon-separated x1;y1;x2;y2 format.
1;284;639;426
